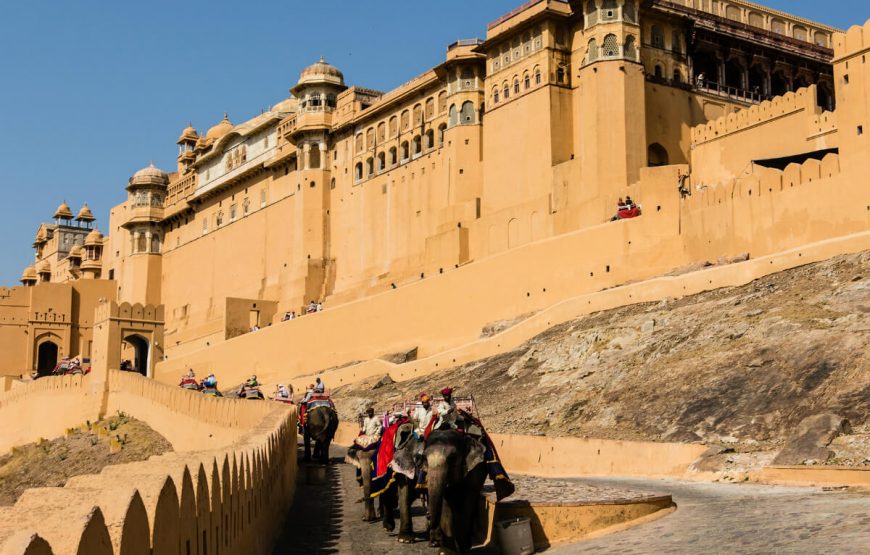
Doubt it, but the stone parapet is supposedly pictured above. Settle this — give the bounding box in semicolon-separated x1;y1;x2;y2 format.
0;372;297;555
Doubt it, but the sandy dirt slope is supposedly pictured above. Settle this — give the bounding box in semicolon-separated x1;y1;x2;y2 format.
336;251;869;467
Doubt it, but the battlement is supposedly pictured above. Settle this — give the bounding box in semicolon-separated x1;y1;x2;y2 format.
691;86;819;145
95;301;164;324
834;18;870;60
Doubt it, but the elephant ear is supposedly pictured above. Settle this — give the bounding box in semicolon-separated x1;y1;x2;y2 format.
345;446;362;469
464;436;486;476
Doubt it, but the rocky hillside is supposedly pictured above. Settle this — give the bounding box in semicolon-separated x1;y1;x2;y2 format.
336;251;869;464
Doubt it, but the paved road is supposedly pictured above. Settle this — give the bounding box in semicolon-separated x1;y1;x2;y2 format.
276;446;495;554
277;449;870;554
551;477;870;555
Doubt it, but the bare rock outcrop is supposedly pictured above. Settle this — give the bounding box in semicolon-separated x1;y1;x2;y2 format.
772;413;852;465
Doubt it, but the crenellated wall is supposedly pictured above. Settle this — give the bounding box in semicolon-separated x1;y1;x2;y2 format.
0;372;297;555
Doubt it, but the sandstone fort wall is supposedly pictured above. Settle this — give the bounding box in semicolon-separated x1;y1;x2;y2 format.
0;372;296;555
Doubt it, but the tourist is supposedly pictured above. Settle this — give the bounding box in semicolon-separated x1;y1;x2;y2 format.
201;374;223;397
179;369;201;390
413;392;433;437
281;311;295;322
273;383;292;403
306;301;318;314
301;383;315;403
238;375;264;400
314;376;325;394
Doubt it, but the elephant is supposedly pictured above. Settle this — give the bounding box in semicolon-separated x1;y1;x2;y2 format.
303;405;338;464
345;443;383;523
424;429;488;555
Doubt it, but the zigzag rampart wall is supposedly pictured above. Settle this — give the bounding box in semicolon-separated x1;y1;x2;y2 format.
0;372;296;555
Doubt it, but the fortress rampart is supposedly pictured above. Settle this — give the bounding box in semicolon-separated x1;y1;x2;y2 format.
0;372;296;555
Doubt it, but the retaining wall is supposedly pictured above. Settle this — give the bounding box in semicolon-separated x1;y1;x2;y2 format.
0;373;297;555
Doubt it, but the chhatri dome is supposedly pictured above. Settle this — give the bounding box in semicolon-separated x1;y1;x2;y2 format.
296;57;345;88
68;244;83;259
177;124;198;144
53;201;73;220
75;203;95;223
20;265;37;283
205;114;234;141
128;162;169;189
85;228;104;246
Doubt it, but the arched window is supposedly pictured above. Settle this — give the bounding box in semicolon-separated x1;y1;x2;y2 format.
366;128;375;149
400;110;410;131
437;123;446;147
400;141;410;161
412;135;422;155
601;0;617;20
354;162;363;181
673;69;682;83
524;72;531;90
389;147;398;166
648;143;669;167
793;26;807;42
460;101;475;124
493;87;500;104
603;34;619;57
366;157;374;176
460;67;475;89
389;116;398;137
654;64;664;79
309;144;321;169
377;122;386;142
672;31;682;54
624;35;637;61
513;78;520;94
150;234;161;254
425;98;435;119
535;66;542;85
413;104;423;125
216;211;224;227
503;82;510;100
586;0;598;27
725;5;741;21
557;67;565;83
425;129;435;149
448;104;458;127
587;38;598;63
651;25;665;48
355;134;364;153
771;18;785;35
623;0;637;23
438;91;448;113
377;151;386;171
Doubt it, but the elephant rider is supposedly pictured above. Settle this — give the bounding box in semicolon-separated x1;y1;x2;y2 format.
238;376;264;400
301;384;316;404
413;392;433;437
314;377;326;394
201;374;223;397
179;369;201;390
272;384;293;403
434;387;458;430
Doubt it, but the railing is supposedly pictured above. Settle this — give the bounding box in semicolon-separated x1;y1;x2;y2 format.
448;38;484;49
166;173;197;206
695;80;767;103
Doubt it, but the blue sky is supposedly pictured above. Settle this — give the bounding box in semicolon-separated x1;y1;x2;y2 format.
0;0;863;285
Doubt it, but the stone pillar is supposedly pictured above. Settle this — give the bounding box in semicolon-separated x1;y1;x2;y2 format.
303;143;311;170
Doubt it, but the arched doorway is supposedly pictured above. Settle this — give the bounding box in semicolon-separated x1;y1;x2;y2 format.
648;143;669;167
36;341;58;377
122;334;150;377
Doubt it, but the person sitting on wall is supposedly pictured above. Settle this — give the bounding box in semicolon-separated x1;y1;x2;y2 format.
282;311;296;322
179;369;201;390
238;375;265;400
433;387;458;430
201;374;223;397
306;301;318;314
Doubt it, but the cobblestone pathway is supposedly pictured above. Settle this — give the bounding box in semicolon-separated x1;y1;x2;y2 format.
550;477;870;555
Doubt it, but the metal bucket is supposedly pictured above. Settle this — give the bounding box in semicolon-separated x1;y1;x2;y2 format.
305;464;327;485
496;517;534;555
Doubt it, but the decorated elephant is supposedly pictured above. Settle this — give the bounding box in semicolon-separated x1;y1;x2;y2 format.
424;428;490;554
304;404;338;464
345;441;384;523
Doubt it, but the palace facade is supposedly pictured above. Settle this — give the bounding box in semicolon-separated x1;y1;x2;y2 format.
3;0;862;379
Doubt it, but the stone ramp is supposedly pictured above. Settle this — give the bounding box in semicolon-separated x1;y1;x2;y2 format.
277;446;674;553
